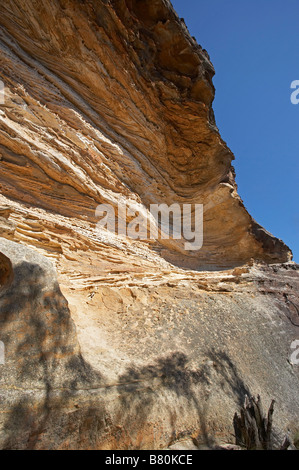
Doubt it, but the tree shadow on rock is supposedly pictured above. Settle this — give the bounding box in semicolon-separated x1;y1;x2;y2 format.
116;349;252;449
0;260;103;449
116;351;213;448
206;348;251;407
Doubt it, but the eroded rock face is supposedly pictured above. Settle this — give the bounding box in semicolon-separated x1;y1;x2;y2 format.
0;237;298;449
0;0;292;271
0;0;298;450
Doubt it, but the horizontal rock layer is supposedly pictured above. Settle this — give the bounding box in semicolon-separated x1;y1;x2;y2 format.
0;237;298;449
0;0;291;272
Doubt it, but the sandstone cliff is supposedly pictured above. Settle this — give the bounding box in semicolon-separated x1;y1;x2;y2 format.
0;0;298;449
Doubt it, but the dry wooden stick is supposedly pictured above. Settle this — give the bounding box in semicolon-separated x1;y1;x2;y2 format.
234;395;289;450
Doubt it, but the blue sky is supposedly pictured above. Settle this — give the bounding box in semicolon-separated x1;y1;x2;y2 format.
171;0;299;262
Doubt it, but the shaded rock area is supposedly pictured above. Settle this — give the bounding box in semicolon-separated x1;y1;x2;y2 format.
0;0;298;450
0;237;298;449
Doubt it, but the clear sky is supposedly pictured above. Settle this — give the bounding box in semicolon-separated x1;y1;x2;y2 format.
171;0;299;262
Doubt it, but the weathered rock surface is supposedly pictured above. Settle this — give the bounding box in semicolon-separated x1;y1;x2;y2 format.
0;0;298;449
0;0;292;272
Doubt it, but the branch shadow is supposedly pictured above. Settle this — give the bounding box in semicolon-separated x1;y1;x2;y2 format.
116;349;251;449
0;261;252;449
0;260;103;449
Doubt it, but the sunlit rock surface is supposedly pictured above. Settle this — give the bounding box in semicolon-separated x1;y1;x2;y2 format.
0;0;298;449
